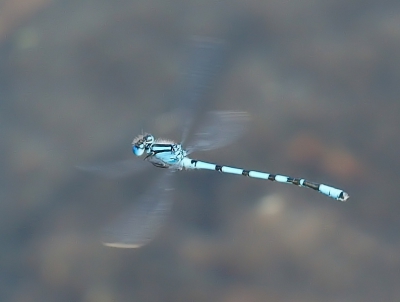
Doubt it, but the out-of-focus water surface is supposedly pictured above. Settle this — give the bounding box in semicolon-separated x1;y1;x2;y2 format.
1;0;399;301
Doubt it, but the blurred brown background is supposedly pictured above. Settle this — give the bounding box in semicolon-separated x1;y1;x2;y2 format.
1;0;399;301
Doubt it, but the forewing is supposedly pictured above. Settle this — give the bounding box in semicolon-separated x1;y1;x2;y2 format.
101;172;173;248
76;159;148;179
186;111;250;154
179;37;226;145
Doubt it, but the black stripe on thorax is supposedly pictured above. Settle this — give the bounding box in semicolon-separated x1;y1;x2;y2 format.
152;144;173;154
152;144;173;149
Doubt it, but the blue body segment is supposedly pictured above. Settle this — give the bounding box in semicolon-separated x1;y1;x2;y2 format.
318;184;346;200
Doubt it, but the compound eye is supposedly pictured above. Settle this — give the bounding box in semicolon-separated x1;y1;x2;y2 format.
132;145;145;156
145;135;154;144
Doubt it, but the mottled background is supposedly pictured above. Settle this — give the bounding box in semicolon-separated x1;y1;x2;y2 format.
1;0;400;301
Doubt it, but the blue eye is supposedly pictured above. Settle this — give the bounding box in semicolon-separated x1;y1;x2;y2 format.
145;135;154;144
133;145;144;156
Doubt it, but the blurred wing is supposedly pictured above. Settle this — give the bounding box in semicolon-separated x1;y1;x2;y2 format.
101;172;173;248
186;111;250;154
76;159;149;179
180;37;226;145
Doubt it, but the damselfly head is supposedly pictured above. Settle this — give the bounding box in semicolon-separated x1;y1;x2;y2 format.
132;134;154;156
